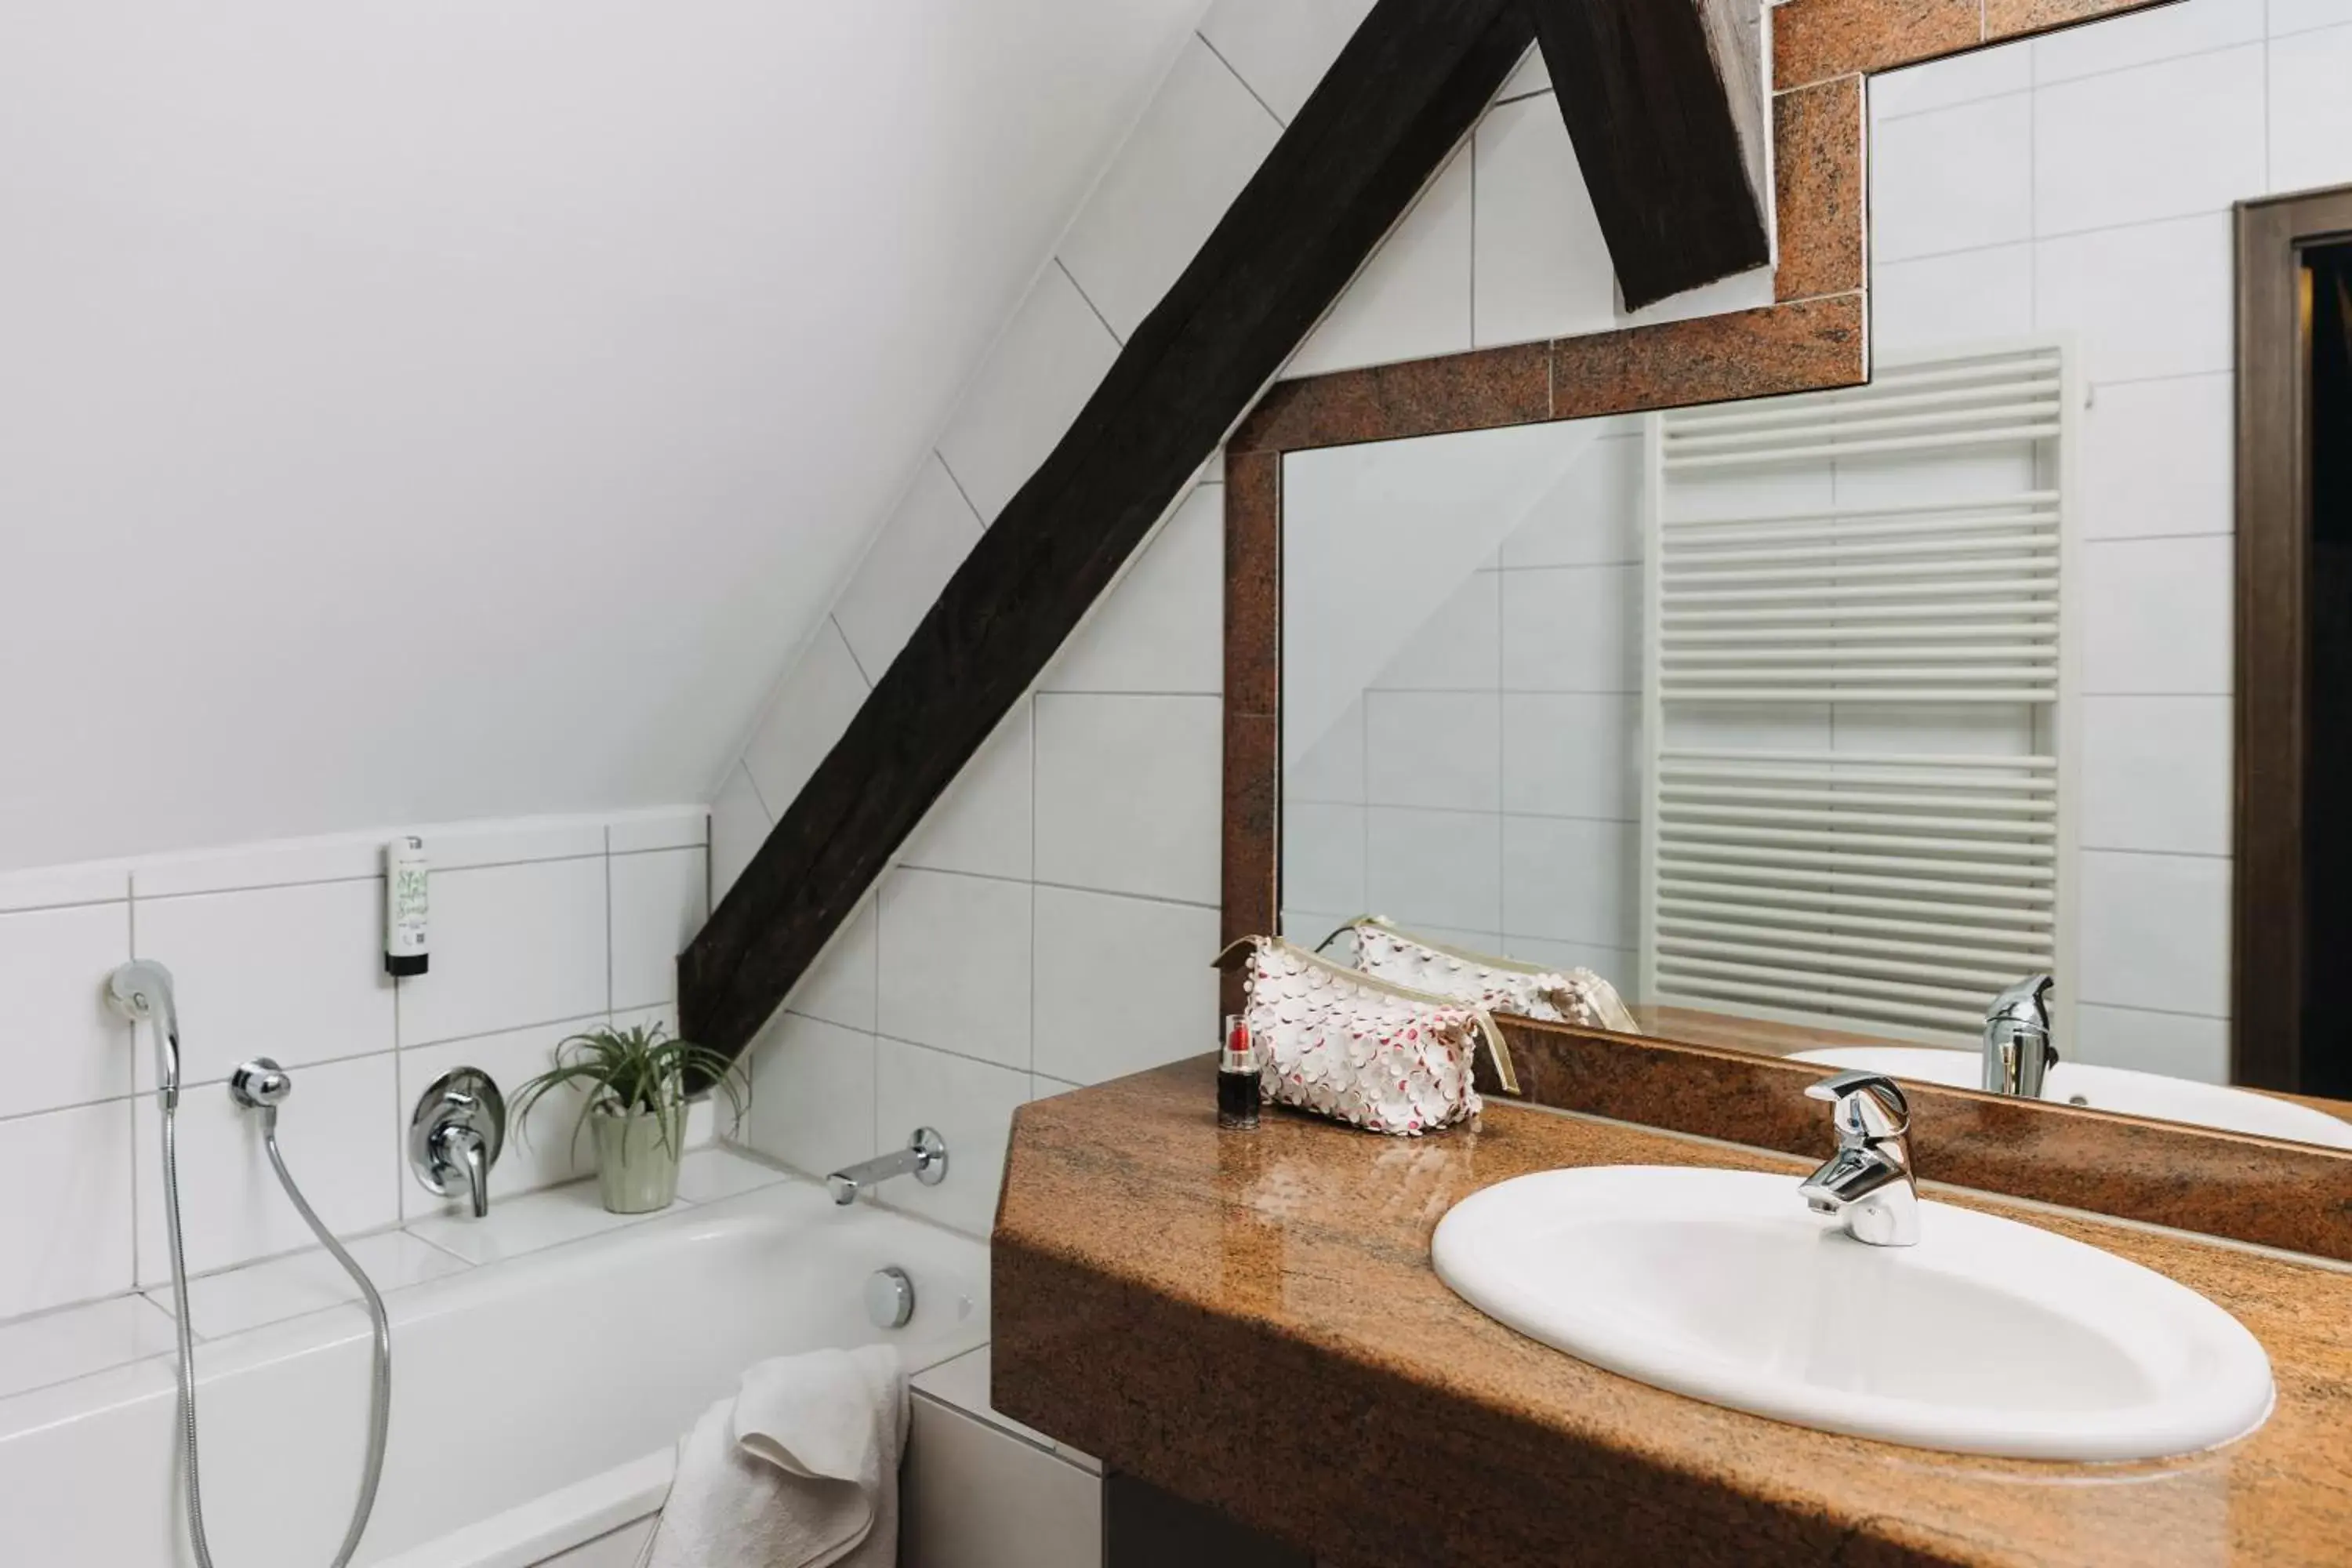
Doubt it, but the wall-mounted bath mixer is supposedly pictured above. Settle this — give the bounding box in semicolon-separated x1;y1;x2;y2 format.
107;960;393;1568
408;1067;506;1218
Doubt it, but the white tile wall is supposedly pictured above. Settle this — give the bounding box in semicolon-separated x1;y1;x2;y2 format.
1363;692;1501;811
1870;94;2034;263
0;808;707;1319
134;1051;400;1283
741;619;871;815
1500;565;1641;692
2077;850;2233;1019
1497;41;1549;100
2074;1001;2233;1084
1282;803;1367;915
1472;96;1617;346
2273;0;2352;34
1369;572;1500;690
1197;0;1377;124
901;701;1035;884
1501;695;1642;821
2081;696;2233;855
832;455;985;681
396;855;609;1046
2031;46;2263;236
1287;143;1474;378
1365;806;1501;934
935;264;1123;526
608;848;706;1011
1501;815;1639;949
1041;484;1226;695
1867;35;2028;116
2081;373;2234;540
1030;887;1221;1084
0;902;130;1116
1287;696;1366;804
2080;535;2234;696
1497;431;1644;569
745;1011;878;1180
1033;693;1222;905
133;880;394;1087
786;892;880;1033
873;1036;1033;1236
1871;244;2036;356
2268;23;2352;195
2035;213;2237;383
0;1100;135;1318
2035;0;2262;78
877;869;1034;1070
1057;36;1283;340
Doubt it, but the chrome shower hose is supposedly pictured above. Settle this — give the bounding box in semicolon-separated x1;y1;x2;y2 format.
154;1094;393;1568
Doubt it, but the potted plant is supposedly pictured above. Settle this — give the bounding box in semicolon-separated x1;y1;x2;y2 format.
509;1022;747;1214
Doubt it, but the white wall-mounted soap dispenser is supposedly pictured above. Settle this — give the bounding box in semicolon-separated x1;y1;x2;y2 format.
385;837;429;976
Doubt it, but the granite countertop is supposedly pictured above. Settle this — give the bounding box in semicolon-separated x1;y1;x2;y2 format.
992;1057;2352;1568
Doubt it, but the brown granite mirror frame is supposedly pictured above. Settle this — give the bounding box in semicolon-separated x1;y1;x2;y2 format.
1219;0;2352;1263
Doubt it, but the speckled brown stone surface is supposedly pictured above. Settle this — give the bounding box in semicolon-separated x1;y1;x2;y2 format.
1222;449;1280;718
1229;340;1550;453
1632;1004;1912;1053
994;1058;2352;1568
1221;711;1278;945
1552;293;1868;416
1495;1018;2352;1262
1774;75;1867;301
1773;0;1983;88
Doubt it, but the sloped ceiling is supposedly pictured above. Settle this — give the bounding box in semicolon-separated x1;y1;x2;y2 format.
0;0;1207;872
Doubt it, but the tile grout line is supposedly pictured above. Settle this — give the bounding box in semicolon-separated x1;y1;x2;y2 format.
1192;27;1285;132
1055;256;1127;350
932;446;991;534
831;612;874;689
895;858;1222;912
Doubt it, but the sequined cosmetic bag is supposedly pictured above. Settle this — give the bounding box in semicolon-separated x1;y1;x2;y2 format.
1214;935;1519;1137
1320;915;1641;1035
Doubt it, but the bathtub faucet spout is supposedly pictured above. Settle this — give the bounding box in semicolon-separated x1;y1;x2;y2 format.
827;1127;949;1205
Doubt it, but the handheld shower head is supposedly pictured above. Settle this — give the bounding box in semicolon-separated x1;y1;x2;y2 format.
107;960;183;1108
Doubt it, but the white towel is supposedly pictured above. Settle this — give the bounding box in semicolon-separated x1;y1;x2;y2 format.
643;1345;906;1568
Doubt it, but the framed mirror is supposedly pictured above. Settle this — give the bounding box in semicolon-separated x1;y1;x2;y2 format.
1223;0;2352;1255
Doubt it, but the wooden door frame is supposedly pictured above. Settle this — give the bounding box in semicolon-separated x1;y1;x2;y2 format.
2234;184;2352;1090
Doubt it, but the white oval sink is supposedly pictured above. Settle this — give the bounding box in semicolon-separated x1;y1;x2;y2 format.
1432;1166;2274;1461
1791;1045;2352;1149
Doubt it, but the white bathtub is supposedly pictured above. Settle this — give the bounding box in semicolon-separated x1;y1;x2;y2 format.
0;1175;989;1568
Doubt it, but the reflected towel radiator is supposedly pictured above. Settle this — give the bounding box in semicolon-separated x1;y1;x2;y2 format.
1639;342;2079;1047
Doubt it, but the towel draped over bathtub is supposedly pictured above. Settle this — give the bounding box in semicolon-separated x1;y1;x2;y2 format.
642;1345;907;1568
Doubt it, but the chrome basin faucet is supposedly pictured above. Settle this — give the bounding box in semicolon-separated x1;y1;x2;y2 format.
1983;973;2057;1098
1798;1070;1919;1247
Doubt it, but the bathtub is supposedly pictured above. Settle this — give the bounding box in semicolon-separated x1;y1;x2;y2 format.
0;1174;989;1568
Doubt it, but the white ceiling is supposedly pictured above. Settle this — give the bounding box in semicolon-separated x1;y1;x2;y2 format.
0;0;1207;872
